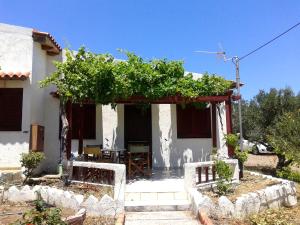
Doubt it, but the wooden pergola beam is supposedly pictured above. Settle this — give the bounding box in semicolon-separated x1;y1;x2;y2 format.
50;91;238;104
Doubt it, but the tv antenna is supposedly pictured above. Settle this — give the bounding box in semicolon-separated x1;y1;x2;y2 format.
195;44;244;154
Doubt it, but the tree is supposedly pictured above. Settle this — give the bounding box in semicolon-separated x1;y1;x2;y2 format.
268;110;300;170
233;87;299;143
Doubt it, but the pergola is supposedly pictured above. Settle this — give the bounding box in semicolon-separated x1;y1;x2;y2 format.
54;90;241;160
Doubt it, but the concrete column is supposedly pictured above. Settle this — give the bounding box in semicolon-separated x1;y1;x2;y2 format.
102;105;124;149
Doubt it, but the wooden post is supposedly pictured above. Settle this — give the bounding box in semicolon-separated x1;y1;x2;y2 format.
78;105;83;155
66;101;72;160
211;103;217;148
225;99;234;157
205;167;209;182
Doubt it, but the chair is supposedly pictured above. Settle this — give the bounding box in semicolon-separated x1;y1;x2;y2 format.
83;146;101;161
127;144;151;179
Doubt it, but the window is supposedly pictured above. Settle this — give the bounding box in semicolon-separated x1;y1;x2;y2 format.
71;103;96;139
176;104;211;138
0;88;23;131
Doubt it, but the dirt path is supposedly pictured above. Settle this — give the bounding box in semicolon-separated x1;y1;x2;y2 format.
244;154;278;170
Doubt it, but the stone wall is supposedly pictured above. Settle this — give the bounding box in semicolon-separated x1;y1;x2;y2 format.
1;184;123;217
189;171;297;219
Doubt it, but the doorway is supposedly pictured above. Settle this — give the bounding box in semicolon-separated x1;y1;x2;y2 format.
124;105;152;167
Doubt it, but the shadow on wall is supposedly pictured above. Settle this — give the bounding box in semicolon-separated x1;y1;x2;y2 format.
107;105;123;149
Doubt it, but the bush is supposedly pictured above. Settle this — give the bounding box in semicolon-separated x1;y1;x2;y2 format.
276;167;300;182
234;146;249;164
20;152;45;184
224;133;239;147
214;160;233;195
11;192;66;225
224;133;249;163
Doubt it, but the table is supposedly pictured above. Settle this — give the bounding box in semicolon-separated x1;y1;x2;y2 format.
101;148;126;163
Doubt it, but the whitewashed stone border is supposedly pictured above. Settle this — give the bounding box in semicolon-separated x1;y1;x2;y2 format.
188;172;297;219
1;184;123;217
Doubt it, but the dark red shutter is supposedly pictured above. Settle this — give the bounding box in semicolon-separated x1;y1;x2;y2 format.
0;88;23;131
71;103;96;139
177;104;211;138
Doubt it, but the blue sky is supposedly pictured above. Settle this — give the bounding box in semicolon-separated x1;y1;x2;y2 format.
1;0;299;99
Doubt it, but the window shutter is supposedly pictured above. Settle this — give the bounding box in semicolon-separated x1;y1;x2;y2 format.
0;88;23;131
176;104;211;138
71;103;96;139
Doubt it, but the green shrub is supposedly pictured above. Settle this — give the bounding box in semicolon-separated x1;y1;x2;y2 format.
11;192;66;225
214;160;233;195
224;133;239;148
234;146;249;164
20;152;45;183
276;167;300;182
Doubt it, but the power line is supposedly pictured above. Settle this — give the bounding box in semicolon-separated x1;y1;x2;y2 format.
239;21;300;61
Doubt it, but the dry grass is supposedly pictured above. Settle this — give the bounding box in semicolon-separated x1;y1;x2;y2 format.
0;201;75;225
83;216;115;225
40;179;114;199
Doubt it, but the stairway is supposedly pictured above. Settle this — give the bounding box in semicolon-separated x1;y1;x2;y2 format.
124;178;201;224
125;211;201;225
125;178;190;211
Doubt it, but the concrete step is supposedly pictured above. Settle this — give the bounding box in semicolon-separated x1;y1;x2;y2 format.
125;191;188;202
125;199;191;212
126;179;185;193
125;211;201;225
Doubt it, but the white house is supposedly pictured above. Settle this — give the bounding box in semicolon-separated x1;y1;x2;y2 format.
0;23;233;173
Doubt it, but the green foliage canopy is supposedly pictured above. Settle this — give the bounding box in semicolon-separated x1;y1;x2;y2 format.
268;110;300;167
233;88;300;143
40;47;232;105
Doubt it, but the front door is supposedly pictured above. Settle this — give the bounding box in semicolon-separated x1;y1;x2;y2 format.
124;105;152;166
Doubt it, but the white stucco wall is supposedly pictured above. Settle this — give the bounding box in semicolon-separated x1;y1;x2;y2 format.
0;23;64;171
152;104;216;169
0;23;34;168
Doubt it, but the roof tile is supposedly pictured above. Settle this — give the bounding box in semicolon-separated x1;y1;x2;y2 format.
0;71;30;80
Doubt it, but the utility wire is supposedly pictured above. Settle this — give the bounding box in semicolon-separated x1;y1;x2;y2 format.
239;22;300;61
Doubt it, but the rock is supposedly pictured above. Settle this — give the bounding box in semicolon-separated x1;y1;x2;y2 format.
19;185;35;202
264;185;281;209
234;196;247;218
218;196;234;217
53;189;64;207
82;195;99;215
256;190;268;210
47;187;56;205
197;195;216;217
7;186;20;202
245;193;261;215
39;186;49;202
282;182;297;207
72;194;84;210
97;194;116;216
32;185;42;193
